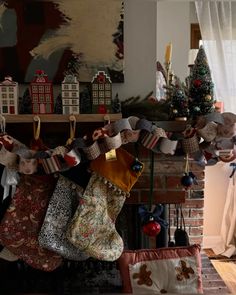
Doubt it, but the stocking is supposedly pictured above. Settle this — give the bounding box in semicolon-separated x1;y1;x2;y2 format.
67;148;144;261
67;172;126;261
38;175;89;261
0;174;62;271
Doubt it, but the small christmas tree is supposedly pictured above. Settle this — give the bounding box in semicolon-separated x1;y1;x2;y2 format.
188;45;215;117
167;76;189;120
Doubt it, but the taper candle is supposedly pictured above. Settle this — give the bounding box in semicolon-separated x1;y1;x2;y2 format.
165;43;172;64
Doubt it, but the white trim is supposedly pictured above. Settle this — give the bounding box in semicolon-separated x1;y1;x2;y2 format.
202;235;221;249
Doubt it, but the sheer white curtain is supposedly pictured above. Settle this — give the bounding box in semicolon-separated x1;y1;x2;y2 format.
196;1;236;257
195;1;236;114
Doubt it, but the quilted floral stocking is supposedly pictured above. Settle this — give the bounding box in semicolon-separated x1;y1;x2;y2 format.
67;148;144;261
67;171;127;261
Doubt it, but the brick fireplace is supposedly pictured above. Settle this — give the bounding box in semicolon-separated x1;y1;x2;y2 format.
123;144;205;247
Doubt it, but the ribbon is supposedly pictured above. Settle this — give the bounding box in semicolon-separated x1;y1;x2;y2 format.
1;168;19;201
138;204;168;228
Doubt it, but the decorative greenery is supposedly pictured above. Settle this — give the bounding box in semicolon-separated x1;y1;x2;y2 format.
121;91;169;121
166;76;190;120
188;45;215;117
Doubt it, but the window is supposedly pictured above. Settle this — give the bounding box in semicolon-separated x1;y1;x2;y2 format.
9;93;14;99
2;106;8;113
39;95;44;103
39;86;44;93
9;87;14;92
45;103;51;113
92;84;98;90
45;94;51;102
93;91;98;97
9;100;14;105
63;106;70;114
72;106;79;112
99;91;104;98
63;84;69;90
64;99;69;105
2;94;7;99
99;84;104;90
32;86;38;93
33;104;39;113
72;99;78;105
105;98;111;105
105;91;110;98
71;84;77;90
45;85;51;93
1;87;6;92
2;100;7;105
33;94;38;102
105;84;111;90
93;98;98;105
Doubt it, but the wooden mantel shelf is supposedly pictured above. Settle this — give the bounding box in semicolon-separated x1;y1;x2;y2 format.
3;113;122;123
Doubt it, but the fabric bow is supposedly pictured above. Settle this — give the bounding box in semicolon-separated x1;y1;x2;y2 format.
138;204;168;228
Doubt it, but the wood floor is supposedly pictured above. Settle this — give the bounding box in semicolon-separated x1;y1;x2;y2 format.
204;249;236;294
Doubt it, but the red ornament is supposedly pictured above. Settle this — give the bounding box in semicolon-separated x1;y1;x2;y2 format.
142;219;161;237
193;79;202;87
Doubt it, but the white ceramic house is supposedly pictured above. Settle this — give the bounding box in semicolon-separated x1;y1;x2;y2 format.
61;74;80;114
0;76;19;114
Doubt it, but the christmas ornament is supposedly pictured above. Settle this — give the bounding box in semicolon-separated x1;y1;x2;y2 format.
142;217;161;237
193;79;202;87
205;95;212;101
131;158;143;173
181;173;194;189
138;204;168;237
180;154;198;190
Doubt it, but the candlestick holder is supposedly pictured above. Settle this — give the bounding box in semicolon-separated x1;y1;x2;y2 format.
164;61;172;99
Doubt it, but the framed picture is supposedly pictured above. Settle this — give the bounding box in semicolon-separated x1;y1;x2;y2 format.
0;0;124;83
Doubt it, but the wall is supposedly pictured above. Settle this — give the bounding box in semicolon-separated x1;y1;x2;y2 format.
156;1;190;81
112;0;157;101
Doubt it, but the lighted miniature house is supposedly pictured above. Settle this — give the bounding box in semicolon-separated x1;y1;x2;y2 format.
0;76;19;114
61;75;80;114
91;71;112;114
30;70;54;114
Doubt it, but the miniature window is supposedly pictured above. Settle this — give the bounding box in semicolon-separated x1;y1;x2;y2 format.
99;84;104;90
71;85;77;90
9;93;14;99
99;91;104;98
33;94;38;102
105;91;110;97
1;87;6;92
39;86;44;93
63;85;69;90
93;98;99;105
45;94;51;102
2;106;8;113
99;99;105;104
64;99;69;105
72;92;77;97
9;87;14;92
105;84;111;90
9;100;14;105
2;100;7;105
64;92;69;97
72;106;78;112
72;99;78;105
2;94;7;99
45;86;50;93
32;86;38;93
105;98;111;105
33;104;39;113
92;84;98;90
45;103;51;113
93;91;98;97
39;95;44;103
63;106;70;114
